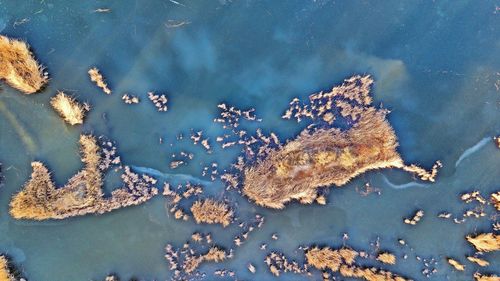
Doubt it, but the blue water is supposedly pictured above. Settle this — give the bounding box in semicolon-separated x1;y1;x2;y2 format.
0;1;499;280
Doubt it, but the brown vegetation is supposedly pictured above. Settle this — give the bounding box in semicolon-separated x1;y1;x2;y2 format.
165;244;228;276
466;233;500;252
377;252;396;265
305;247;358;272
50;91;87;125
190;199;233;227
447;258;465;271
491;191;500;211
467;256;489;267
0;35;47;94
88;67;111;94
474;273;500;281
203;247;227;262
244;75;441;208
305;246;408;281
9;135;158;220
0;255;15;281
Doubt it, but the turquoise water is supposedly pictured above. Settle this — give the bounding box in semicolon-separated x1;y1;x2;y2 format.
0;0;499;280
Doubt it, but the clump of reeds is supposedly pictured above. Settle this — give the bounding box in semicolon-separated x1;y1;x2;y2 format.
88;67;111;94
203;247;227;262
467;256;489;267
9;161;57;220
491;191;500;211
447;258;465;271
0;256;13;281
50;91;88;125
338;265;408;281
0;35;47;94
9;135;103;220
243;75;441;209
466;233;500;252
474;273;500;281
377;252;396;265
0;255;17;281
190;199;233;227
10;135;159;220
305;246;408;281
305;247;357;272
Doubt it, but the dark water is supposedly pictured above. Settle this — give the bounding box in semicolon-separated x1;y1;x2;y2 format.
0;1;499;280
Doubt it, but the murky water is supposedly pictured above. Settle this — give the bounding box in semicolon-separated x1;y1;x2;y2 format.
0;1;499;280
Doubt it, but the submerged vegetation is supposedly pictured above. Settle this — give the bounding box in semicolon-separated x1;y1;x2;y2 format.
243;75;441;208
0;35;47;94
9;135;158;220
50;91;88;125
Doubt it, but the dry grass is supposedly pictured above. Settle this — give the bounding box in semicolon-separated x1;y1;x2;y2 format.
377;252;396;265
190;199;233;227
10;134;159;220
203;247;226;262
306;246;407;281
50;91;87;125
183;256;203;274
182;247;227;274
466;233;500;252
0;35;47;94
474;273;500;281
243;76;440;208
467;256;489;267
88;67;111;94
0;256;15;281
447;258;465;271
10;135;104;220
305;247;357;272
491;191;500;211
338;265;408;281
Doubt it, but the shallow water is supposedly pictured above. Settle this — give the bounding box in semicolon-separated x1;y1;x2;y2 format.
0;1;499;280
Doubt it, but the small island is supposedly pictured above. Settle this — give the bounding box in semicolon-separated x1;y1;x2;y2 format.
9;135;158;220
243;75;441;209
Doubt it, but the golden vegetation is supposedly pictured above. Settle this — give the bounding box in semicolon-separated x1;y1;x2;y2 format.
50;91;87;125
491;191;500;211
244;75;441;208
305;246;408;281
0;35;47;94
183;247;226;273
447;258;465;271
203;247;227;262
0;255;18;281
9;135;158;220
0;255;14;281
474;273;500;281
88;67;111;95
377;252;396;265
190;199;233;227
305;247;358;272
466;233;500;252
467;256;489;267
165;244;228;275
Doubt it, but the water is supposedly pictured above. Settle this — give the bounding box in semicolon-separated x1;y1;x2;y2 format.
0;1;499;280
